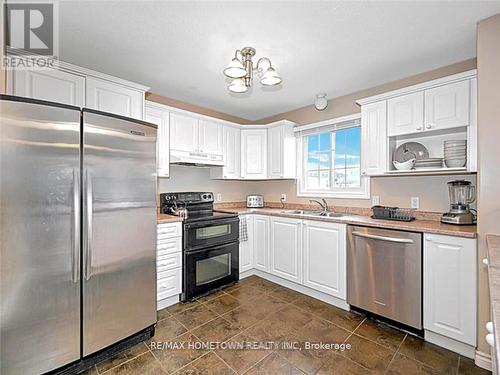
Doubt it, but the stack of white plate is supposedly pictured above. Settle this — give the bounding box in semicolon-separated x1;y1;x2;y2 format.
414;158;443;169
444;140;467;168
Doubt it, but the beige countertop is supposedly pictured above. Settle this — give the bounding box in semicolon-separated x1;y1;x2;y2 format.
157;213;183;224
486;235;500;371
219;207;477;239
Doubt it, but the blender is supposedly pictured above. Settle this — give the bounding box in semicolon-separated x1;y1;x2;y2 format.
441;180;477;225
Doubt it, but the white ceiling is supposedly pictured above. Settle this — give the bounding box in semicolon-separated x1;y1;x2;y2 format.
58;1;500;121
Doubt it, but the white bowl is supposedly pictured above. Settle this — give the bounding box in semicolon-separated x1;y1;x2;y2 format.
393;158;416;170
444;159;466;168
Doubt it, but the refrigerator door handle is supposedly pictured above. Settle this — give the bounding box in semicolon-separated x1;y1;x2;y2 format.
72;168;80;283
84;169;93;280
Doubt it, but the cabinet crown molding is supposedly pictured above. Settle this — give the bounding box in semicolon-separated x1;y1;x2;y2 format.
356;69;477;106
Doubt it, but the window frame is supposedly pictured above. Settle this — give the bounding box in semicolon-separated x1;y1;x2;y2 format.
295;115;370;199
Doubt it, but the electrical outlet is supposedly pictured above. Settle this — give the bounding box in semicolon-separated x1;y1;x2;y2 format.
216;193;222;202
411;197;420;209
280;193;287;202
372;195;380;206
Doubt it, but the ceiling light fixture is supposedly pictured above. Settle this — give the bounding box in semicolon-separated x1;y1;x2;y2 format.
223;47;282;93
314;93;328;111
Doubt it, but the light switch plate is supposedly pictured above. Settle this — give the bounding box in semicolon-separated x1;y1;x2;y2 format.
411;197;420;209
281;193;287;202
372;195;380;206
216;193;222;202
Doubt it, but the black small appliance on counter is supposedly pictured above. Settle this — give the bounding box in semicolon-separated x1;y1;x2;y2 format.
160;192;239;301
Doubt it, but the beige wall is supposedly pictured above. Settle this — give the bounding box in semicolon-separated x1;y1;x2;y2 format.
146;92;251;124
477;13;500;356
257;59;477;125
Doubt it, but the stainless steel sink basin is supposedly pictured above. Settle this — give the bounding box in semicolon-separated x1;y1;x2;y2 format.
282;210;344;218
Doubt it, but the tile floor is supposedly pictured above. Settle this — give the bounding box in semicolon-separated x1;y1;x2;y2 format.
84;276;490;374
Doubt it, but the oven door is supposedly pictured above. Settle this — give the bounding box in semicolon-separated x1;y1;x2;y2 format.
183;242;239;300
184;217;239;250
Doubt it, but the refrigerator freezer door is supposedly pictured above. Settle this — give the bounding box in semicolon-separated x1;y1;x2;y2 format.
82;110;157;355
0;96;81;374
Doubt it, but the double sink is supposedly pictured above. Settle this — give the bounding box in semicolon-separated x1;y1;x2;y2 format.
281;209;345;218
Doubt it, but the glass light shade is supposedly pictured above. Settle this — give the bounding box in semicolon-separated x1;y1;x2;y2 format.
223;58;246;78
260;67;282;86
228;78;248;93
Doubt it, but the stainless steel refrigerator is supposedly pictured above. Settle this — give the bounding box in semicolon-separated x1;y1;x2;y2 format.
0;95;157;375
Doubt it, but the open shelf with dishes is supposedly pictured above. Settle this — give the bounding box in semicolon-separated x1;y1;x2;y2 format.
386;126;476;176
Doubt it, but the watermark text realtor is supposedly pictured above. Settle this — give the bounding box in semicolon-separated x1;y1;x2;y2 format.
3;1;59;68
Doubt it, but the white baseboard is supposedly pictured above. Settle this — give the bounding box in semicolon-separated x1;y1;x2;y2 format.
241;268;350;311
424;330;475;358
157;295;180;310
475;350;492;371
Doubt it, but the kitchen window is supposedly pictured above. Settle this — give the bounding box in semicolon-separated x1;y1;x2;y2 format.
296;116;370;199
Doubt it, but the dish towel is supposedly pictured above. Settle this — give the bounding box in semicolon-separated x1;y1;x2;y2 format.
239;217;248;242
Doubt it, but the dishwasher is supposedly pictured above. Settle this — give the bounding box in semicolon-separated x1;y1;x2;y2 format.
347;225;422;330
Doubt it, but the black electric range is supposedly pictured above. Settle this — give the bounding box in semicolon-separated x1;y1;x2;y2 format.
160;192;239;300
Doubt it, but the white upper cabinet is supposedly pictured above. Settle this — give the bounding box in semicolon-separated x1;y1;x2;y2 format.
424;80;470;132
86;77;144;120
387;92;424;136
423;233;476;346
253;215;270;272
145;102;170;178
170;113;199;153
270;217;302;284
303;220;346;299
198;120;223;155
361;101;387;176
267;121;296;179
210;126;241;179
8;67;85;107
241;129;268;179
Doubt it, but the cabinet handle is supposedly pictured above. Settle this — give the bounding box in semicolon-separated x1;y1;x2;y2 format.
486;333;495;347
416;126;422;131
361;171;367;175
426;124;433;130
425;236;432;241
487;321;494;333
483;258;489;266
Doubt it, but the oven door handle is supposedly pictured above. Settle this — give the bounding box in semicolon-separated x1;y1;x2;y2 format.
184;242;237;255
184;217;239;229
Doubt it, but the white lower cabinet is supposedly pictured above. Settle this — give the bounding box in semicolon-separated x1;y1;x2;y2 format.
270;217;302;284
253;215;270;272
303;220;346;299
423;233;477;346
239;215;254;273
157;222;182;306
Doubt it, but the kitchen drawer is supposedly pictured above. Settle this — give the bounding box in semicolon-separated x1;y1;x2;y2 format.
157;268;181;300
157;237;182;256
157;252;182;272
157;222;182;238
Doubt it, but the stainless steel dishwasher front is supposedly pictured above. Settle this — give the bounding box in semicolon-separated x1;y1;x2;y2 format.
347;225;422;329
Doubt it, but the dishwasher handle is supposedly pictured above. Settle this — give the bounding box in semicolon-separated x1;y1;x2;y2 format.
352;231;414;244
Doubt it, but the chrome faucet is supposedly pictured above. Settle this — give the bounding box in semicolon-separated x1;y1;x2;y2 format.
309;198;329;212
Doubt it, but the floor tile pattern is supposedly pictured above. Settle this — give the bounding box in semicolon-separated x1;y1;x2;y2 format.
84;276;490;374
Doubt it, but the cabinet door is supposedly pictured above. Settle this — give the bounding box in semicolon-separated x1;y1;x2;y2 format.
423;233;476;345
9;67;85;106
145;104;170;177
270;217;302;283
241;129;267;179
253;215;269;272
85;77;144;119
387;92;424;136
239;215;254;273
303;221;346;299
223;126;241;179
199;120;223;155
267;126;283;179
424;80;470;131
170;113;199;152
361;101;387;176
